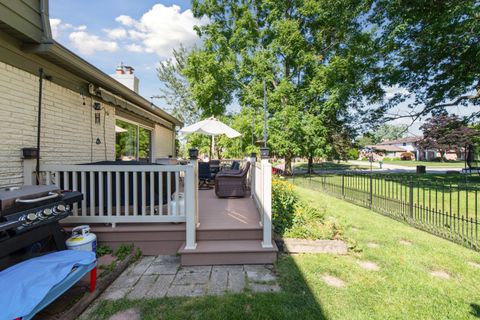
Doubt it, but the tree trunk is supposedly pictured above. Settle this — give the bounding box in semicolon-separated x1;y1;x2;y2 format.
307;156;314;174
284;155;293;175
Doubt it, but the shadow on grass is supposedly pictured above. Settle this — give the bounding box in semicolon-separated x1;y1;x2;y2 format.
91;254;327;320
471;303;480;318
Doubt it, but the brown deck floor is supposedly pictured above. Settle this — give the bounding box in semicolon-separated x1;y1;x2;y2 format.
198;189;261;230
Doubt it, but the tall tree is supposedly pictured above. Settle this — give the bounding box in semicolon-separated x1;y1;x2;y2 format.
370;0;480;119
372;124;408;143
418;114;478;161
155;45;199;124
190;0;383;174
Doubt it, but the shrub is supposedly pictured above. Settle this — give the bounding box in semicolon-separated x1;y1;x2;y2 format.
272;177;298;235
347;148;360;160
400;152;414;160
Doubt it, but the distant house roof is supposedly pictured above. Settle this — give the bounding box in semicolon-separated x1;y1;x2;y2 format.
366;145;407;152
378;136;423;145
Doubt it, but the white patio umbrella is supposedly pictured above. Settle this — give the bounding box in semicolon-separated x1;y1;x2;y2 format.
179;117;241;158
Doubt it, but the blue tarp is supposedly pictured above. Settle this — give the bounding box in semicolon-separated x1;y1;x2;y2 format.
0;250;95;320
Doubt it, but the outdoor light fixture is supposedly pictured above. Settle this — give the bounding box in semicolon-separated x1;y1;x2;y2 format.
93;102;102;110
189;148;199;159
260;147;269;159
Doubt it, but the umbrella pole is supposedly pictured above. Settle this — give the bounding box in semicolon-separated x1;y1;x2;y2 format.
211;135;215;159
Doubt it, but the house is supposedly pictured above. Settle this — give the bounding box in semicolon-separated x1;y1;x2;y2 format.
362;137;465;161
0;0;276;266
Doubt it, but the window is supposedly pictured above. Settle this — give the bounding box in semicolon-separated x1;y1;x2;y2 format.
116;119;151;162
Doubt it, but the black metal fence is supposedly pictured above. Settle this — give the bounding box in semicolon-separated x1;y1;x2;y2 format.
297;173;479;251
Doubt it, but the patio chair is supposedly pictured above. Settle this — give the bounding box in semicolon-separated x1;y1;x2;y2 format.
215;161;251;198
209;160;221;179
198;162;213;189
220;160;242;175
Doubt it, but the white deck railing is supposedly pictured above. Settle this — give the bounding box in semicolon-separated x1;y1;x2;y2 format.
23;162;198;229
251;157;273;248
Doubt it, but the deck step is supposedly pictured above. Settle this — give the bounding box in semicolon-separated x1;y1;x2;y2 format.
178;240;278;266
197;228;263;241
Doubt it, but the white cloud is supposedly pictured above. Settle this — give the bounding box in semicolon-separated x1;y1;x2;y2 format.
115;4;208;58
69;31;119;55
384;86;410;99
103;28;127;39
126;43;144;53
50;18;62;38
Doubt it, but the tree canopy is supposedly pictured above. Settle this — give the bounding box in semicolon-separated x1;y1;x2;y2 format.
418;114;478;160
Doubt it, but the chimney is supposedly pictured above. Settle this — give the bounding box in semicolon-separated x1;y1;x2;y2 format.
111;63;139;93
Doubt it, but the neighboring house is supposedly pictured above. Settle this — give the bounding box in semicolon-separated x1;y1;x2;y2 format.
0;1;182;187
361;137;465;161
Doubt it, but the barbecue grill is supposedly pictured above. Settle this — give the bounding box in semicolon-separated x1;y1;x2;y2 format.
0;185;82;269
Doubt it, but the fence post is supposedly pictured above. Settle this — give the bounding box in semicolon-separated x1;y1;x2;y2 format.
341;174;345;198
369;174;373;209
409;177;414;219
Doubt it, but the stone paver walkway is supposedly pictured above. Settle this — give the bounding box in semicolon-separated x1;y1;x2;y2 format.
80;256;280;319
102;256;279;300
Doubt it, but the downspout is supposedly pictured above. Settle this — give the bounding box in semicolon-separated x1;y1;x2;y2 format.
35;68;44;185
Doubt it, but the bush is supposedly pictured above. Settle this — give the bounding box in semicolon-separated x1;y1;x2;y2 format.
272;177;298;235
400;152;414;160
347;148;360;160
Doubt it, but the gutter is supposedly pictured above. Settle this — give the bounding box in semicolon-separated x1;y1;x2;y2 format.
24;42;183;128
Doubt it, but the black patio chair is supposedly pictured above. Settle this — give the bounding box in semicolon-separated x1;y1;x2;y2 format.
198;162;213;189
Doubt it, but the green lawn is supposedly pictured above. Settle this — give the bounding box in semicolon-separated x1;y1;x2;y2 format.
91;186;480;320
294;161;372;171
361;159;465;168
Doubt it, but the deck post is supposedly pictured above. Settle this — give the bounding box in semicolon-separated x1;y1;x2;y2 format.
185;149;199;250
250;153;256;199
260;149;273;248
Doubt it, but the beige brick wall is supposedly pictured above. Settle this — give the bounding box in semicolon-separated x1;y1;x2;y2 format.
0;61;116;187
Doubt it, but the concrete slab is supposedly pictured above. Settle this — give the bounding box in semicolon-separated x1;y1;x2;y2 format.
144;262;179;275
208;268;228;295
108;308;141;320
102;286;132;300
167;284;206;297
173;270;211;285
129;256;155;275
244;265;276;282
146;274;176;298
281;239;348;254
127;275;158;299
227;270;246;293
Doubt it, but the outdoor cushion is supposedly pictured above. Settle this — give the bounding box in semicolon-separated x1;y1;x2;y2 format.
0;250;96;320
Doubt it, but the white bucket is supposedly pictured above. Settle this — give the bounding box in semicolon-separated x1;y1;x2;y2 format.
66;225;97;254
170;192;185;216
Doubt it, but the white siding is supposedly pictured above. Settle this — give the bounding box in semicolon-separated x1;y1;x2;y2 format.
152;124;175;159
0;61;116;187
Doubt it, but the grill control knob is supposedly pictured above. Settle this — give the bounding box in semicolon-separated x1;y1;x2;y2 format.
54;204;66;214
43;208;53;216
26;213;37;222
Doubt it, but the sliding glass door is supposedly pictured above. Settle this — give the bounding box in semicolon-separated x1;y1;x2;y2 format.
116;119;151;162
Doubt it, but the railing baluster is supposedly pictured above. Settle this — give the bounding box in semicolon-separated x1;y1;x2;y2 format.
115;171;120;216
124;171;129;216
167;172;172;215
72;171;78;216
158;171;163;215
81;171;86;216
141;171;146;215
89;171;95;216
107;171;112;216
133;172;138;216
99;171;104;216
150;171;155;215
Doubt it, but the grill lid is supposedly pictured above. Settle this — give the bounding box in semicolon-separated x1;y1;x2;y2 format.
0;185;60;214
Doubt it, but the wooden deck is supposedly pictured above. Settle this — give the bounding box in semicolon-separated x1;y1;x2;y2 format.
198;189;261;230
69;188;277;264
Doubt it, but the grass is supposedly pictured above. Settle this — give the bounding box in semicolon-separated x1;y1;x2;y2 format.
91;186;480;320
360;159;465;168
294;161;372;171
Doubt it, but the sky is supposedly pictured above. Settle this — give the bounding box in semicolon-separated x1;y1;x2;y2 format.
49;0;204;110
49;1;477;137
